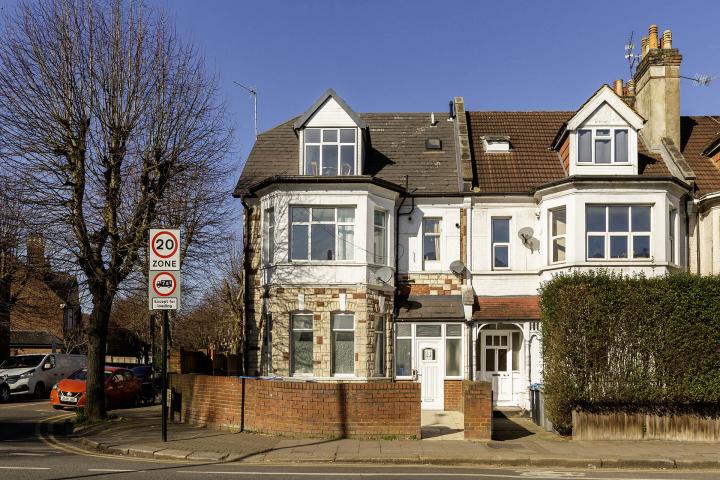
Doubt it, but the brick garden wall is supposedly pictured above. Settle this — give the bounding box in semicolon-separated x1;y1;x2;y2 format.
462;380;493;440
170;374;421;439
444;380;463;412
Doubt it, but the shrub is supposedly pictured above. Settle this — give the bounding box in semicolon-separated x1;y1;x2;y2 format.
540;271;720;432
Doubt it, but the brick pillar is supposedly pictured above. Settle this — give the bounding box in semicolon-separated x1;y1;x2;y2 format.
463;380;492;440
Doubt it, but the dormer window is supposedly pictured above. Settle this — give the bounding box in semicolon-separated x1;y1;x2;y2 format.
304;128;356;176
577;127;629;164
482;135;511;152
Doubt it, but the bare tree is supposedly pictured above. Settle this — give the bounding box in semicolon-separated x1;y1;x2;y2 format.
0;0;231;419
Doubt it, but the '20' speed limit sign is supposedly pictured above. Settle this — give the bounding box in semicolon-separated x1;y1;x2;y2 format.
149;229;180;271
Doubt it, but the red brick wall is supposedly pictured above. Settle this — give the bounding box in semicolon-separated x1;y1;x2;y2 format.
462;381;492;440
170;375;421;439
444;380;463;412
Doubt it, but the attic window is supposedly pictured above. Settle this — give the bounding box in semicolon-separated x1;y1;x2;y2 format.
425;138;442;150
482;136;511;152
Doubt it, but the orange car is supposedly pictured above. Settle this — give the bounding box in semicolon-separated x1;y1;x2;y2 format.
50;366;142;410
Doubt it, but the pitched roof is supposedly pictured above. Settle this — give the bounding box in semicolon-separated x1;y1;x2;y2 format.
467;111;671;194
235;112;459;196
680;116;720;196
10;330;61;347
473;296;540;320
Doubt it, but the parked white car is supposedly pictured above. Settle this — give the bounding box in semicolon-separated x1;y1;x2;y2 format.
0;353;87;400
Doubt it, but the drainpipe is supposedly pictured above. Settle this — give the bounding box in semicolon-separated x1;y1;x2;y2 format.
241;198;252;376
392;176;415;381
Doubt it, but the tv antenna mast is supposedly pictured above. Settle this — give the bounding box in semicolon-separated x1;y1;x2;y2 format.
680;74;717;87
233;81;258;139
624;31;641;77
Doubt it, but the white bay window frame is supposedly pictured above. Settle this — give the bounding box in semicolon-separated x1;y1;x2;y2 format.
290;206;355;262
303;128;357;176
585;205;652;261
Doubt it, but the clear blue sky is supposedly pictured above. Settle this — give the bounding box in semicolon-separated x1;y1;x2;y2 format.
163;0;720;166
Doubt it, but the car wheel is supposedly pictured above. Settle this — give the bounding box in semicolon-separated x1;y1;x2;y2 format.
0;384;10;403
34;382;46;399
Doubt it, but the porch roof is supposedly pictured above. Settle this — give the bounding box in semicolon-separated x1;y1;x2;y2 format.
473;296;540;320
396;295;465;322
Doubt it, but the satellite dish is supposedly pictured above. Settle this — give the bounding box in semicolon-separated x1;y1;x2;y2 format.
449;260;466;275
518;227;534;246
375;266;394;284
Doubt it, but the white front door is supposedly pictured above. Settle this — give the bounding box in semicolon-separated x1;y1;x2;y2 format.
417;339;444;410
480;331;512;404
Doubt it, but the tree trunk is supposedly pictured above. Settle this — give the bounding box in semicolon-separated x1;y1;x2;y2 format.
0;276;10;362
84;293;113;420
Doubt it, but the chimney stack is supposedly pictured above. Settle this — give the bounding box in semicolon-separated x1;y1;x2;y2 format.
632;24;682;149
613;79;624;96
27;235;45;267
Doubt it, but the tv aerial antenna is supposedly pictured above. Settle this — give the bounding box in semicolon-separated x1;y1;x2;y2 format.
624;31;641;77
680;74;717;87
233;81;258;139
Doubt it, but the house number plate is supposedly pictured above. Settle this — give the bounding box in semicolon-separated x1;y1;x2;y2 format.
422;348;435;361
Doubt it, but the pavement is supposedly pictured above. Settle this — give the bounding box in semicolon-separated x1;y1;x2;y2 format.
70;405;720;470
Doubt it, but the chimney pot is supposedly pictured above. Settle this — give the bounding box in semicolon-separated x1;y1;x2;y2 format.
641;36;648;57
613;79;624;96
648;24;659;50
626;79;635;96
662;30;672;49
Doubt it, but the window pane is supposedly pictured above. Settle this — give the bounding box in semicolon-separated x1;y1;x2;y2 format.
446;324;462;337
340;145;355;175
311;224;335;260
552;237;566;262
500;336;508;346
416;324;441;337
395;338;412;376
632;206;651;232
332;314;354;330
578;129;592;162
423;233;438;261
485;348;495;372
446;338;461;377
498;348;508;371
293;314;313;330
552;208;566;236
596;129;610;137
321;145;338;175
291;207;309;222
615;129;628;163
486;335;493;346
633;235;651;258
305;128;321;143
588;235;605;258
340;128;356;143
492;218;510;243
494;245;509;268
312;207;334;222
512;332;521;371
292;331;313;374
323;129;337;142
337;207;354;223
610;235;628;258
595;138;611;164
424;218;440;234
305;145;320;175
337;225;354;260
586;206;606;232
609;206;629;232
374;327;385;376
396;323;411;337
374;210;386;227
333;331;354;375
374;226;386;264
291;225;308;260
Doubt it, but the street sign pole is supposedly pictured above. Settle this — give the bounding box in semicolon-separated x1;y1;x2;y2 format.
148;228;181;444
161;309;168;442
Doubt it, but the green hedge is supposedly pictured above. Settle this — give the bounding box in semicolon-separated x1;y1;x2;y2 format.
540;271;720;433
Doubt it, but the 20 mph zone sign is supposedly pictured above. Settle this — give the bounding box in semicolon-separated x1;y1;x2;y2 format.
149;229;181;310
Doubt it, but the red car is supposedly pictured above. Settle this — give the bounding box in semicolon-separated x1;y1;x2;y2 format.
50;366;142;410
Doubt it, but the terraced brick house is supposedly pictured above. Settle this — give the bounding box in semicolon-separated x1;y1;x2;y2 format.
234;25;720;411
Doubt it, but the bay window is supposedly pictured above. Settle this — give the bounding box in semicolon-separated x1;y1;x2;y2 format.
373;210;387;265
304;128;356;175
263;208;275;264
290;206;355;261
373;315;385;376
577;128;630;164
586;205;651;260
